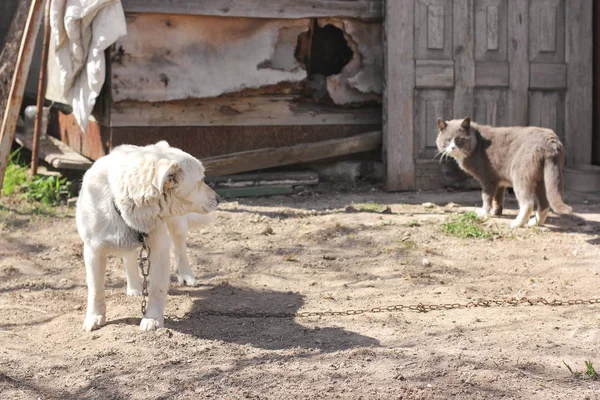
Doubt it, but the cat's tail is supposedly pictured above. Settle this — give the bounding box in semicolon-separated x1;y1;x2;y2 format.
544;152;572;215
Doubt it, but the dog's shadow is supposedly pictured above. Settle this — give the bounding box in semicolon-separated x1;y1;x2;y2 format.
163;283;379;352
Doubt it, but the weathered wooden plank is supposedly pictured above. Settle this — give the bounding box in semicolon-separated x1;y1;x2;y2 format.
110;97;382;127
120;0;384;19
475;61;509;87
209;171;319;188
474;89;508;127
453;0;474;120
529;91;564;142
111;15;311;102
507;1;528;126
109;124;380;160
529;63;567;89
215;186;294;199
486;5;499;50
414;89;453;157
383;0;415;191
202;131;382;177
15;132;92;170
415;0;453;60
0;0;44;192
565;0;593;165
427;5;445;49
529;0;565;63
474;0;507;62
415;60;454;89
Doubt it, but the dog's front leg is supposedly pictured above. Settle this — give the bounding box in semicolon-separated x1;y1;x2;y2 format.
83;244;107;332
167;217;197;286
140;225;170;331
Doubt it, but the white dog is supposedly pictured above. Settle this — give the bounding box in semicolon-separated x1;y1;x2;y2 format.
76;141;220;332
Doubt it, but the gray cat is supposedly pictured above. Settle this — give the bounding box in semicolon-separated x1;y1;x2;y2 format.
436;117;572;228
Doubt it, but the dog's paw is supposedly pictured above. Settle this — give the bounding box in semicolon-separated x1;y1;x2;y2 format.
127;287;143;296
177;274;198;287
82;315;106;332
140;318;163;331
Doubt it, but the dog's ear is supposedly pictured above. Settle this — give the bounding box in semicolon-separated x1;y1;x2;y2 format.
155;140;170;149
152;159;180;192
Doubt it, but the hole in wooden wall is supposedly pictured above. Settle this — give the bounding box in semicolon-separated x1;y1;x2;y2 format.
295;21;354;102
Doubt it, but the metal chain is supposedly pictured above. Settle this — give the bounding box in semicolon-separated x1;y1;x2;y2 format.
138;236;151;316
166;296;600;321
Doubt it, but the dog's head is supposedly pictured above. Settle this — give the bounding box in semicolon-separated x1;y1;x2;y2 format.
149;141;220;216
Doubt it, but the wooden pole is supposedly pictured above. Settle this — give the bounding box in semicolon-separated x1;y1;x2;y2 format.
0;0;45;194
30;0;51;176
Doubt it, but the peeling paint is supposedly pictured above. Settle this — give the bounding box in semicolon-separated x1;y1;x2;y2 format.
111;15;310;102
318;18;383;105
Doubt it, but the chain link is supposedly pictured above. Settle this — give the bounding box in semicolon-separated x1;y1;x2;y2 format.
166;297;600;321
138;236;151;316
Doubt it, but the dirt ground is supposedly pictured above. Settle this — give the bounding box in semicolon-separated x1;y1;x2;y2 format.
1;184;600;399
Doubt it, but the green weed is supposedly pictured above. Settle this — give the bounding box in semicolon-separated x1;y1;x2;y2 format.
441;211;494;239
2;148;71;205
563;360;599;380
351;202;390;213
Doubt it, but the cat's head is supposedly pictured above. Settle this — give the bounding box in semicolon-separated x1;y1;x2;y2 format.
436;117;477;160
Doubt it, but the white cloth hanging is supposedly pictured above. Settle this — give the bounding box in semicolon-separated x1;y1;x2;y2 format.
47;0;126;133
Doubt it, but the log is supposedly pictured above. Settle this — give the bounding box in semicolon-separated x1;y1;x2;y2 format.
203;131;381;177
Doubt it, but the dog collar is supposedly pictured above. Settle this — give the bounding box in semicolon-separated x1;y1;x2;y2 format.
112;201;148;243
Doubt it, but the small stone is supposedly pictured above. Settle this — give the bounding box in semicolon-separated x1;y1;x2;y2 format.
262;226;274;235
74;304;83;311
422;202;435;209
422;258;431;267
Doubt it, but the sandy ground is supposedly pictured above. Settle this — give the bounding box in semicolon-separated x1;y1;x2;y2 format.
1;184;600;399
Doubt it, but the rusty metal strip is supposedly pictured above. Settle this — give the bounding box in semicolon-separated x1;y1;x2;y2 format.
31;0;51;176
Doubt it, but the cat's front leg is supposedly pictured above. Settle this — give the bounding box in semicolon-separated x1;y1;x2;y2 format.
492;187;505;216
477;185;495;219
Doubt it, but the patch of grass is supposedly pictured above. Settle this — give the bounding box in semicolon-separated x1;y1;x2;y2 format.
408;221;420;227
585;361;598;379
563;360;599;380
351;202;389;213
2;148;71;206
441;211;494;239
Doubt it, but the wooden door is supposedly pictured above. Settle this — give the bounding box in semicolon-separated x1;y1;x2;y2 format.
384;0;593;191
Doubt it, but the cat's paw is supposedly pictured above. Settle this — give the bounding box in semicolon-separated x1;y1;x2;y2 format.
476;208;490;219
510;219;526;228
492;208;503;216
527;217;539;227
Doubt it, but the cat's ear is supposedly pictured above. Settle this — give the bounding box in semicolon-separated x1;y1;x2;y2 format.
461;117;471;130
437;118;447;130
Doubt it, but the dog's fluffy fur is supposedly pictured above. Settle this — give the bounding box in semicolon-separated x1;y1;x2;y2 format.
76;141;219;332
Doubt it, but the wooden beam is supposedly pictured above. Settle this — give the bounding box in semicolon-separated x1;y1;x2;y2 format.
111;97;382;127
0;0;45;193
120;0;383;19
383;0;415;191
202;130;381;177
565;0;593;165
15;132;92;170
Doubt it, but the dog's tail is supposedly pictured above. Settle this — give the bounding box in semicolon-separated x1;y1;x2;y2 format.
187;213;216;229
544;146;572;215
